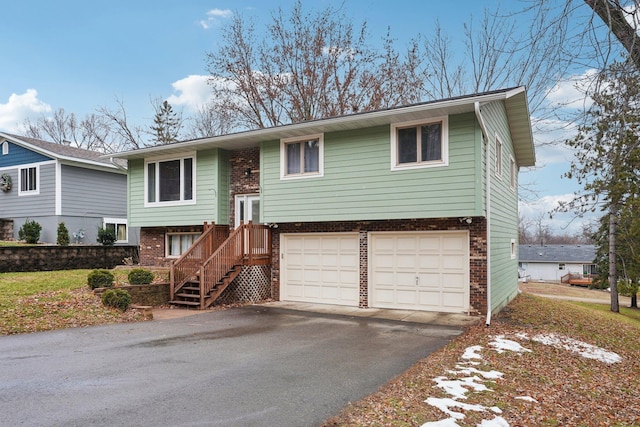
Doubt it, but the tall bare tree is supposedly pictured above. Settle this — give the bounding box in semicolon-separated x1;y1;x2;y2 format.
205;1;427;129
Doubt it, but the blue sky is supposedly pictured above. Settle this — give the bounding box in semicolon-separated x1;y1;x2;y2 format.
0;0;598;234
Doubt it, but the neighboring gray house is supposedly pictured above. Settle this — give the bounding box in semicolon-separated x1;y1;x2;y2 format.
0;133;137;245
519;244;597;282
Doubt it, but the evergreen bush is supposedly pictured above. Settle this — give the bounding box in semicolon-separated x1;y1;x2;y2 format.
97;227;117;246
101;289;132;311
57;222;70;246
18;219;42;244
87;269;115;290
127;268;154;285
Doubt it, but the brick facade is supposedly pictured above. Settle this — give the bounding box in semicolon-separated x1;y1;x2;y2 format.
229;147;261;228
139;225;206;267
270;218;488;314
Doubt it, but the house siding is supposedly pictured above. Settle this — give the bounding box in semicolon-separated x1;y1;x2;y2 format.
61;165;127;217
128;148;228;227
482;100;520;313
261;113;484;223
0;141;52;167
0;161;56;219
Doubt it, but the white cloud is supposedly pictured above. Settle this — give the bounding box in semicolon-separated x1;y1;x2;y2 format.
0;89;51;133
166;75;213;112
545;69;597;110
199;8;233;29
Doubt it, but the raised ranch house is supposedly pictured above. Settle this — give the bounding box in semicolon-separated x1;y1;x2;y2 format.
0;133;136;245
110;87;535;316
519;244;597;285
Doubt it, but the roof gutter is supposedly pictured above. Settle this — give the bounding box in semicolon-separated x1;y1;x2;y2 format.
475;101;492;327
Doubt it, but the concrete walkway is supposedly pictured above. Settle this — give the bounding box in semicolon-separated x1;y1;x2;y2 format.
153;301;480;328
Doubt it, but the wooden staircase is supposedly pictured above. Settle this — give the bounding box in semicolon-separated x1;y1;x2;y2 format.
170;222;271;309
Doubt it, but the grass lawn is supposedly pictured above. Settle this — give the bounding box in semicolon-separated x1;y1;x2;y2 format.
0;270;144;335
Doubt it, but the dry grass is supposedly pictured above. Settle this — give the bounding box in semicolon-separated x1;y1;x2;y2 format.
324;293;640;426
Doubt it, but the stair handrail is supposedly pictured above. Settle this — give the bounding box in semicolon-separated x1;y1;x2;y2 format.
170;222;228;297
199;224;246;307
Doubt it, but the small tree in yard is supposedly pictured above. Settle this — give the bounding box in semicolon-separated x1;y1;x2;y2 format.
18;219;42;244
57;222;70;246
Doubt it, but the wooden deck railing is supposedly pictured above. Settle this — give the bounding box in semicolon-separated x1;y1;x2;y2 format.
170;222;229;296
198;223;271;307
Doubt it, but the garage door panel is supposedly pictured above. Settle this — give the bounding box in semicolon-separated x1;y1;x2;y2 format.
282;233;359;307
370;232;469;313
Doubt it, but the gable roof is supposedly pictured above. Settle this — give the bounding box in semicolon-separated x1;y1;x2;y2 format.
109;87;535;167
519;245;596;263
0;132;126;172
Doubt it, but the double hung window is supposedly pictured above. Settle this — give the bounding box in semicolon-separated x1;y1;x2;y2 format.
146;155;195;206
281;134;323;179
391;117;448;170
19;166;38;195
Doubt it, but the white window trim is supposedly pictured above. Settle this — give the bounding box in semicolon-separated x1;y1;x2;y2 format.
511;238;516;259
2;141;8;155
390;116;449;171
509;156;516;190
103;217;128;244
144;152;197;207
494;135;503;179
165;232;201;258
18;164;40;196
280;133;324;180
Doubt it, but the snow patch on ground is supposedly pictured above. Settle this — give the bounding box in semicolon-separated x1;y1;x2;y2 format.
421;332;620;426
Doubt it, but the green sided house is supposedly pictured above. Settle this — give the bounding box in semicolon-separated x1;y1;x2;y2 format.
110;87;535;317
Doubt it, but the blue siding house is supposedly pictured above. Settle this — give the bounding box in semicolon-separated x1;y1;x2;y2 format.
0;133;136;245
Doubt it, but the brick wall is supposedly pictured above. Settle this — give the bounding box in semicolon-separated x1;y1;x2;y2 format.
229;147;261;228
0;219;13;240
270;218;488;314
139;225;206;267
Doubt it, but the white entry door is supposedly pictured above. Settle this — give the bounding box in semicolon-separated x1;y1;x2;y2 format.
235;194;260;227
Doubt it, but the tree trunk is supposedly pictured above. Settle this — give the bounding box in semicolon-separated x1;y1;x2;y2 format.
609;208;620;312
632;293;637;309
584;0;640;70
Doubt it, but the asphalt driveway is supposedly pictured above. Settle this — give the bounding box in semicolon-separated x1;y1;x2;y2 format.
0;305;466;427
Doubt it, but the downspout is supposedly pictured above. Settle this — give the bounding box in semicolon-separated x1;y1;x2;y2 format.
474;102;492;326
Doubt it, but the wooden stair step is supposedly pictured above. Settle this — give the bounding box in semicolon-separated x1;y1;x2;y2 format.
174;293;201;299
169;300;201;306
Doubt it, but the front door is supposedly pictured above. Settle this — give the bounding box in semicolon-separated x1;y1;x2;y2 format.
235;194;260;227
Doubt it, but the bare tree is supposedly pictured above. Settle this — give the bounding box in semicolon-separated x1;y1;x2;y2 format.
184;100;237;139
205;1;428;129
97;97;144;150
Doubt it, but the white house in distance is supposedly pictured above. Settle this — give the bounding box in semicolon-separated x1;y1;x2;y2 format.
519;244;597;282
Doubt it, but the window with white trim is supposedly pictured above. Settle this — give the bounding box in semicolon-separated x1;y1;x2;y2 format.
104;218;128;243
509;156;516;189
145;155;195;206
2;141;8;155
280;134;324;179
495;137;503;178
166;232;201;257
19;166;39;195
391;116;448;170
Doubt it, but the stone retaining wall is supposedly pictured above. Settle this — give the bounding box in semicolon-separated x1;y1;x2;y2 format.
94;283;170;307
0;245;139;273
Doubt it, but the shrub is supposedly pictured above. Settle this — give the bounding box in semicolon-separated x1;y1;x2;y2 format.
87;269;115;290
97;227;117;246
127;268;154;285
57;222;70;246
618;278;639;297
101;289;132;311
18;219;42;244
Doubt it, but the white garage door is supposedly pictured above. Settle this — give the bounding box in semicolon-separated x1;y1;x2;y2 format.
281;233;360;306
370;231;469;313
